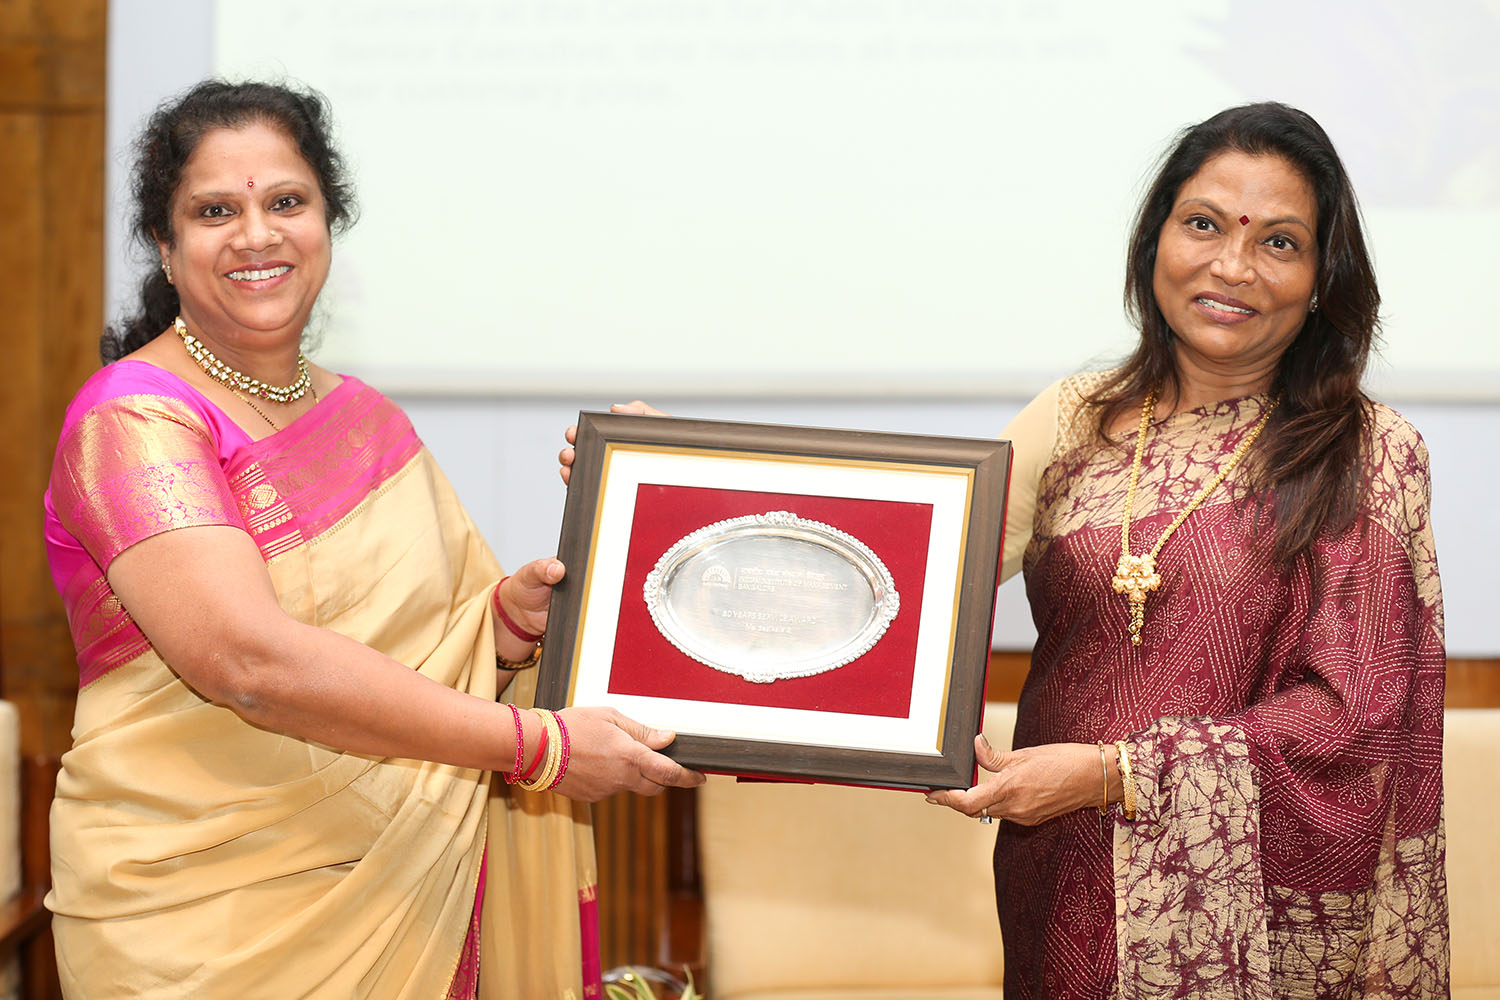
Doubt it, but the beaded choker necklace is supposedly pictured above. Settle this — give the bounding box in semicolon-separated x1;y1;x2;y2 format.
174;316;313;404
1110;389;1280;645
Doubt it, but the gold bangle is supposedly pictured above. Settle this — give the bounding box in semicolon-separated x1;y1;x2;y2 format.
497;639;543;670
1096;741;1109;816
1114;739;1137;821
518;709;563;792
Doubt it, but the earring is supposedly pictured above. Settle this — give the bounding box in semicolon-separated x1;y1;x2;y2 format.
162;262;173;284
1309;292;1319;313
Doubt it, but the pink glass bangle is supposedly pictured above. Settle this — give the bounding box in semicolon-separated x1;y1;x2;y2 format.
551;711;571;789
504;703;525;784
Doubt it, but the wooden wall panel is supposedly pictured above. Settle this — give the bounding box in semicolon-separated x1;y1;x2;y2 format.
1445;659;1500;709
591;787;704;985
984;651;1500;708
0;0;107;760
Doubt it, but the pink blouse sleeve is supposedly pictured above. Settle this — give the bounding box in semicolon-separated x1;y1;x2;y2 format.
50;393;245;570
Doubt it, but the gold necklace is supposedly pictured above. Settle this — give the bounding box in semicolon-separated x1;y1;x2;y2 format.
174;316;319;432
1111;389;1280;645
226;379;319;432
175;316;313;404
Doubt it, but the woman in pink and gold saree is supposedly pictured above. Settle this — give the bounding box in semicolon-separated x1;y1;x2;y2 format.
43;80;701;1000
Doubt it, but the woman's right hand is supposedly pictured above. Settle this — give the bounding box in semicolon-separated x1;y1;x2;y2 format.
559;400;670;485
550;705;704;802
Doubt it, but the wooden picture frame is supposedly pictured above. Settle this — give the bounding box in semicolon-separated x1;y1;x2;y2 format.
537;411;1011;790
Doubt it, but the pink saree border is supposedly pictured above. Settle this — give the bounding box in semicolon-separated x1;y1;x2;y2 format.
224;381;422;560
50;362;423;685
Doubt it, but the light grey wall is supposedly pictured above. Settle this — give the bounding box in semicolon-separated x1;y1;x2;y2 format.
402;394;1499;656
107;2;1498;656
104;1;214;317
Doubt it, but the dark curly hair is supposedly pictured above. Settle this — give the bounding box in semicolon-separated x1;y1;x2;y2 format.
101;79;358;363
1093;101;1379;566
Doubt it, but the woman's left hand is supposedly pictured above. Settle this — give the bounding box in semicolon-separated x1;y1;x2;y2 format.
925;737;1111;826
495;558;564;663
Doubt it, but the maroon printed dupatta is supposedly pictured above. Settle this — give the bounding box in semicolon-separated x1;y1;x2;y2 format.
994;373;1447;1000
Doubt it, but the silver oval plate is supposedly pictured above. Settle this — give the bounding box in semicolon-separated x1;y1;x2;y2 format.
642;510;900;683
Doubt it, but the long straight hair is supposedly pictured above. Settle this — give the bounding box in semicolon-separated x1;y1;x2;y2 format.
1096;102;1380;565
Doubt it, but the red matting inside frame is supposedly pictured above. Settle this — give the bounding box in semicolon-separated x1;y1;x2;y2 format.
607;484;933;717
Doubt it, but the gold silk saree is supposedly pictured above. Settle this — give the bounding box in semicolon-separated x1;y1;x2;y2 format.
44;362;599;998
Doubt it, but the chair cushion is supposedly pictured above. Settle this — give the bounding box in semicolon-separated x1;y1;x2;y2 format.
701;704;1499;995
701;705;1016;998
1446;708;1500;990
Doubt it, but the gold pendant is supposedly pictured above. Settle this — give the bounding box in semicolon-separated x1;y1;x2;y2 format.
1111;553;1161;646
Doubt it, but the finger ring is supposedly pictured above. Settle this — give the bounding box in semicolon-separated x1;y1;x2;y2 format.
978;806;993;825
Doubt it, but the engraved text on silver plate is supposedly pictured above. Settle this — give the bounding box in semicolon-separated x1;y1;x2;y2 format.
642;510;900;683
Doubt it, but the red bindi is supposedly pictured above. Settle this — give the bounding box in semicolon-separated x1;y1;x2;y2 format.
1239;215;1249;226
246;177;255;189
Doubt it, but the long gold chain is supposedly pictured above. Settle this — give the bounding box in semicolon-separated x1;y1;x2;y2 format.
1111;389;1280;645
230;389;281;430
225;380;319;431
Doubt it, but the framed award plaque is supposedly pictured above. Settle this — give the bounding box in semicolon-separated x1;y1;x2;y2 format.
535;411;1012;790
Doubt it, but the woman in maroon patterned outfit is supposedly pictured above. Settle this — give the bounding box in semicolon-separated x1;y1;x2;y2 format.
927;104;1448;998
